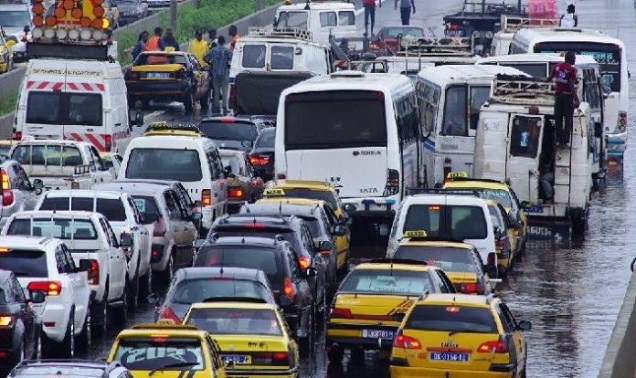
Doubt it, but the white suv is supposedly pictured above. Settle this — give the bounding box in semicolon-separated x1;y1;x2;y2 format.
0;235;91;358
34;190;152;309
1;211;131;336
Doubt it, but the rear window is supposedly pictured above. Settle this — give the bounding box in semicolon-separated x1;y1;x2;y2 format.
0;249;48;277
170;278;270;304
185;308;282;335
254;129;275;149
131;196;161;224
12;145;83;166
242;45;266;69
271;45;294;70
273;188;338;210
113;338;205;371
403;205;488;240
125;148;203;182
7;218;98;240
394;246;479;273
194;246;282;283
198;121;258;141
302;218;323;238
211;229;302;254
39;197;128;222
406;304;498;333
339;269;433;296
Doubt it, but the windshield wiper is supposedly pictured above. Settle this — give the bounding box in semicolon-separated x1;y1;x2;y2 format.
149;361;198;376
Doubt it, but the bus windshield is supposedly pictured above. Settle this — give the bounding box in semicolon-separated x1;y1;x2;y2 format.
534;41;622;92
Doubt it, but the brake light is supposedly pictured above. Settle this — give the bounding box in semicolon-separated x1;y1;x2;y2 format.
455;282;484;294
27;281;62;296
0;316;13;327
252;352;290;366
227;187;243;198
104;135;112;151
249;154;270;166
85;259;99;285
153;218;167;237
1;169;13;206
385;169;399;195
220;118;235;124
283;277;295;299
13;131;22;140
495;239;504;248
297;256;311;271
477;339;509;353
158;306;181;324
202;189;212;206
393;332;422;349
329;307;352;319
487;252;496;267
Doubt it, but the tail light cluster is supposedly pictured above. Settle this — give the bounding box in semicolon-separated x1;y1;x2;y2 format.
329;307;352;319
158;306;181;324
84;259;99;285
27;281;62;296
202;189;212;206
227;187;243;198
495;239;504;249
13;131;22;140
384;169;400;196
283;277;295;300
251;352;291;366
1;169;13;206
297;256;311;271
124;70;139;81
393;331;422;349
0;315;13;327
487;252;496;267
454;282;485;295
618;111;627;133
249;154;270;166
477;337;509;354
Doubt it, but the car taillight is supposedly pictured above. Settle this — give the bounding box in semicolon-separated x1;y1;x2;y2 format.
249;154;270;166
153;218;167;237
104;135;112;151
495;239;504;248
252;352;290;366
487;252;496;267
455;282;484;295
297;256;311;271
85;259;99;285
385;169;399;195
0;315;13;327
202;189;212;206
27;281;62;296
329;307;352;319
124;70;139;80
393;332;422;349
13;131;22;140
283;277;295;299
158;306;181;324
227;187;243;198
477;338;509;353
1;169;13;206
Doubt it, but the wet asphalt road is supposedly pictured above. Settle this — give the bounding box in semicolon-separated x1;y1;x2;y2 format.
83;0;636;376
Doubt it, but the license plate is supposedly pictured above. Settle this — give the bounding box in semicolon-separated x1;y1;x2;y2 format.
362;329;394;339
445;29;465;37
220;354;251;364
146;72;170;78
429;351;469;362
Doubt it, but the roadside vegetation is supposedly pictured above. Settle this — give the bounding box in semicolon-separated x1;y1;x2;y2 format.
0;92;18;117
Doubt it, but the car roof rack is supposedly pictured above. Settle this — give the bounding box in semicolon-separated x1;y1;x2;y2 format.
247;27;313;43
201;297;268;304
500;15;560;33
490;74;555;106
397;36;475;57
406;187;481;197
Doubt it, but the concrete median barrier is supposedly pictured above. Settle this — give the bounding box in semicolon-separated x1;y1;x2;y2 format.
599;270;636;378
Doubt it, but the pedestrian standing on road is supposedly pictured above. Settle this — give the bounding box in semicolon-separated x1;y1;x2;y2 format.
559;3;578;27
394;0;415;26
208;29;219;49
363;0;378;36
207;35;233;115
131;31;149;61
547;51;578;149
162;28;180;52
187;30;210;68
228;25;240;51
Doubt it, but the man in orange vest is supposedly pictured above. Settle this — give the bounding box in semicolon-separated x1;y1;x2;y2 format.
146;27;166;63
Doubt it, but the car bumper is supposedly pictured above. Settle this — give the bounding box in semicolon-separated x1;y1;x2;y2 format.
227;200;245;214
341;196;398;219
40;302;69;343
227;367;298;377
390;366;513;378
126;80;190;98
327;324;397;350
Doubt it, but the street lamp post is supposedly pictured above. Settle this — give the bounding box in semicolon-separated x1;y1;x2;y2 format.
170;0;177;30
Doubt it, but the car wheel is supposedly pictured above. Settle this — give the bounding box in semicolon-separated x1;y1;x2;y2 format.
113;281;129;324
183;91;195;114
76;308;92;349
92;289;109;338
327;344;344;364
60;308;75;358
128;264;140;309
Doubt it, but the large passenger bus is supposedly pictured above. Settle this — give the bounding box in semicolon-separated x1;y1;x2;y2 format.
275;71;422;225
509;28;628;166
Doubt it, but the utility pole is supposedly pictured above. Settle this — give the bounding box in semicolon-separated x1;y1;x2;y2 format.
170;0;177;30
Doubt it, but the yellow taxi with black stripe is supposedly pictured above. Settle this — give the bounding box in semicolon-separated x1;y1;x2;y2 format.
326;259;456;364
107;322;227;378
390;294;531;377
443;172;528;255
394;231;498;295
263;180;347;220
182;299;299;378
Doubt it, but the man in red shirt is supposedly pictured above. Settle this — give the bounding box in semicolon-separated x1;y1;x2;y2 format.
548;51;579;148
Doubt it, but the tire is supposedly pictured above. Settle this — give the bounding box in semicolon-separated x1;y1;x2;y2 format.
60;309;75;358
183;91;195;114
76;308;92;349
92;289;109;338
112;281;129;324
158;251;175;284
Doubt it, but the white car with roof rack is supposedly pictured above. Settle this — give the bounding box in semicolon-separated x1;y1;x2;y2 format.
0;235;91;359
1;210;131;336
489;15;559;56
33;190;152;310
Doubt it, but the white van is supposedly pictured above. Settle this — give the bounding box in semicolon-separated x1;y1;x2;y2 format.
15;58;135;153
386;192;499;275
118;127;227;235
275;71;422;224
414;64;531;187
273;0;356;46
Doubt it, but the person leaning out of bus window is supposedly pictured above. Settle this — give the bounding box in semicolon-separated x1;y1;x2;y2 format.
559;3;578;28
546;51;578;149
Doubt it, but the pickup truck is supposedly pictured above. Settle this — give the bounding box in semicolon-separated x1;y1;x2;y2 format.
9;140;114;190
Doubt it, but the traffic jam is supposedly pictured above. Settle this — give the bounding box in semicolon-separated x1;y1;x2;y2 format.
0;0;629;375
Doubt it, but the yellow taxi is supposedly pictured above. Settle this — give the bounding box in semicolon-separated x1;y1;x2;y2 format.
0;30;13;74
263;180;347;220
443;173;527;255
394;232;498;295
107;322;227;378
182;300;299;378
257;195;350;273
390;293;531;377
326;260;456;365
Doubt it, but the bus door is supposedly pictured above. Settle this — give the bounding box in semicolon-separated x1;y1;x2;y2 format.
506;114;544;204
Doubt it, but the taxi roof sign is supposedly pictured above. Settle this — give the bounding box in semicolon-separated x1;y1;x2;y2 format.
403;230;428;238
446;171;469;179
263;188;286;197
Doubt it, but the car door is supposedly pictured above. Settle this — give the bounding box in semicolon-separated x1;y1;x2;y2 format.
162;189;184;247
127;196;151;270
100;217;126;299
15;163;39;211
59;244;89;329
496;303;524;372
89;146;112;183
10;274;36;353
168;188;197;246
8;163;28;214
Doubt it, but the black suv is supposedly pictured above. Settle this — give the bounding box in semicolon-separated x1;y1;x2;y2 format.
247;127;275;182
210;214;329;309
198;116;272;151
194;236;318;347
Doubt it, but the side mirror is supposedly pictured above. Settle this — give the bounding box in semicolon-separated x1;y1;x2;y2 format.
241;140;254;148
29;290;46;304
33;179;44;190
517;320;532;331
134;111;144;127
119;234;133;247
78;259;92;272
317;240;332;252
304;267;318;278
147;293;162;305
392;312;406;322
224;165;233;177
333;224;347;236
191;211;203;221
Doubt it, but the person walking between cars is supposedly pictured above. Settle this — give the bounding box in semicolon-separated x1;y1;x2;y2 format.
162;28;180;52
547;51;578;149
206;35;233;115
559;3;578;27
131;31;148;61
188;30;210;68
394;0;415;26
364;0;378;36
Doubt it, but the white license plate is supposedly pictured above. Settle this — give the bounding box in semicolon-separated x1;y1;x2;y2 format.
445;29;465;37
429;351;469;362
147;72;170;78
220;354;251;364
362;329;394;339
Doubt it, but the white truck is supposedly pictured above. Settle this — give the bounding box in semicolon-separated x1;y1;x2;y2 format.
1;210;130;337
9;140;113;190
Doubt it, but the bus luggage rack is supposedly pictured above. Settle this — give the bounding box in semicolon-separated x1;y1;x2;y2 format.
247;27;313;42
490;74;556;105
398;36;474;56
500;15;560;33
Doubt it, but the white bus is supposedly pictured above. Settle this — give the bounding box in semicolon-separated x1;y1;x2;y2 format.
414;64;531;187
275;71;421;223
509;28;628;165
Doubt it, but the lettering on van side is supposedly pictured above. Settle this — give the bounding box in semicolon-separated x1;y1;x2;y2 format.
352;150;382;156
360;188;379;194
30;69;65;75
